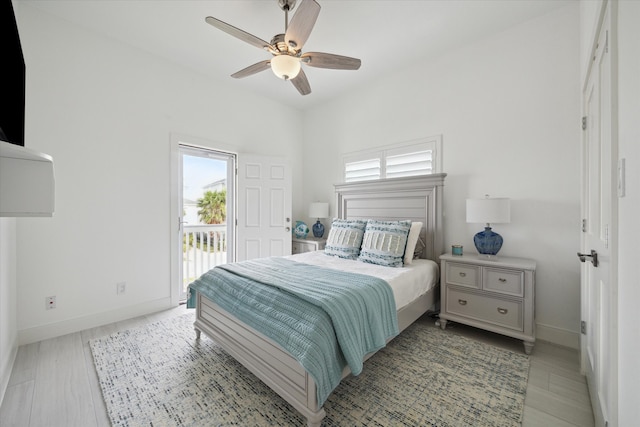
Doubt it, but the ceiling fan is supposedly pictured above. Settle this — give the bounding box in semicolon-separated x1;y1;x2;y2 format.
205;0;361;96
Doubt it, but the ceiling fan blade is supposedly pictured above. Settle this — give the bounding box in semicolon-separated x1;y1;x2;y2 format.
231;60;271;79
291;69;311;95
285;0;320;51
301;52;361;70
205;16;272;51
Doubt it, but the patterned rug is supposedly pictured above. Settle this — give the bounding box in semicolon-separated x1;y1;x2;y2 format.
90;312;529;426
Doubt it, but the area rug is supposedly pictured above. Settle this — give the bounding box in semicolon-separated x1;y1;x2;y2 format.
90;312;529;426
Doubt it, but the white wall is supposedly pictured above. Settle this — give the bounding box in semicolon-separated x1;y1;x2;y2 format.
15;4;303;343
0;218;17;404
616;0;640;423
302;5;581;347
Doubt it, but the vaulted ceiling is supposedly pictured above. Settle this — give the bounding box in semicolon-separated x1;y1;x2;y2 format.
20;0;572;110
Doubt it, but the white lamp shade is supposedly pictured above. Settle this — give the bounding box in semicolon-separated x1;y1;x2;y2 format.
271;55;301;80
466;198;510;224
308;202;329;219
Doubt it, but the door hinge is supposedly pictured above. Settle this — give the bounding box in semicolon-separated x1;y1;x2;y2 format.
605;30;609;53
581;321;587;335
582;116;587;130
582;219;587;232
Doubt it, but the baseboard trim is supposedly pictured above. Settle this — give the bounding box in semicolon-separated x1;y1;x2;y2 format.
0;342;18;408
18;298;173;345
536;322;580;349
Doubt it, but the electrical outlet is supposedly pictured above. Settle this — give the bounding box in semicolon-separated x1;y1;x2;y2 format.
116;282;126;295
46;296;56;310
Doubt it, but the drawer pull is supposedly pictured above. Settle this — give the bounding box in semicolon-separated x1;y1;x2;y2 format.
459;272;467;277
499;278;507;282
458;299;468;306
497;307;508;315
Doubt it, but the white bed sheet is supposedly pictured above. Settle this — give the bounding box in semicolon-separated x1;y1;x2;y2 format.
284;251;439;311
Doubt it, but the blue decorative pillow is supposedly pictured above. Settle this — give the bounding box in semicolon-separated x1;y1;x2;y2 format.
324;219;367;260
358;220;412;267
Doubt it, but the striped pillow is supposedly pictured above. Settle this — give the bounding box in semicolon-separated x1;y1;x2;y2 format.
324;219;367;260
358;220;412;267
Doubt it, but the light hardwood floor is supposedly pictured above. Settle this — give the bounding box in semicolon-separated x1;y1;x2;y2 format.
1;307;594;426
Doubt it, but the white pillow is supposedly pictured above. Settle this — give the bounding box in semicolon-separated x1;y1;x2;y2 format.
403;221;423;265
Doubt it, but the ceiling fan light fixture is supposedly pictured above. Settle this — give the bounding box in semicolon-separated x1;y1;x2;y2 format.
206;0;360;95
271;54;301;80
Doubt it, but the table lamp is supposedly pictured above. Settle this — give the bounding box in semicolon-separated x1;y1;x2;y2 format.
308;202;329;238
466;196;510;257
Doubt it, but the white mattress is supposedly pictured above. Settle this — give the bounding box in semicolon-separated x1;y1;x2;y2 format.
284;251;439;311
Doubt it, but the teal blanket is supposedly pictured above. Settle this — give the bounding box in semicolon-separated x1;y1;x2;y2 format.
187;257;398;406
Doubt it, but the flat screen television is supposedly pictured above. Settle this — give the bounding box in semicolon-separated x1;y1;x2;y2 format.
0;1;26;147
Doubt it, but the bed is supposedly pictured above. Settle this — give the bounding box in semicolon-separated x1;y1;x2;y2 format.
189;174;446;426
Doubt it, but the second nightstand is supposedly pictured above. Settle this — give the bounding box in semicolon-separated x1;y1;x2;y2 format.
292;237;327;254
439;253;536;354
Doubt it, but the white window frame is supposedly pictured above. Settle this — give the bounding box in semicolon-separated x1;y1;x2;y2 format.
342;135;443;183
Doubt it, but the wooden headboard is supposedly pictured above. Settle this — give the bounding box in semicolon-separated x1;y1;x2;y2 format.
334;174;446;263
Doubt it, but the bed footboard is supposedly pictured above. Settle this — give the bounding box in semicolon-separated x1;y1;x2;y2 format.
194;292;326;427
193;284;437;426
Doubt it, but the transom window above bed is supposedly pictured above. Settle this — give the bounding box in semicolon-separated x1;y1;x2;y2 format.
343;135;443;183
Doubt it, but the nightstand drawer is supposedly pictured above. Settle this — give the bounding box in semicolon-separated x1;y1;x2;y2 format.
483;267;524;297
292;242;314;254
445;288;523;332
292;238;326;254
445;263;480;289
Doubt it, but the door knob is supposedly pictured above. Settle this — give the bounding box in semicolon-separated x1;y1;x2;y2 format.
577;250;599;267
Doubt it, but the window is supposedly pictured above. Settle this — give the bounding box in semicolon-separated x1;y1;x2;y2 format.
344;158;381;182
343;135;442;183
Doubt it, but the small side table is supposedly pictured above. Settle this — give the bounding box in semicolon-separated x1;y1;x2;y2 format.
292;237;327;254
439;253;536;354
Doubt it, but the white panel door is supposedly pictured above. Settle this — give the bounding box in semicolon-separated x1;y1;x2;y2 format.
580;6;616;426
237;155;292;261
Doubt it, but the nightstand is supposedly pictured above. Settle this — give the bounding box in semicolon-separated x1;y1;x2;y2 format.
439;253;536;354
292;237;327;254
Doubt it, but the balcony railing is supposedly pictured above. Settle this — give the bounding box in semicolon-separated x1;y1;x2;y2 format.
183;224;228;290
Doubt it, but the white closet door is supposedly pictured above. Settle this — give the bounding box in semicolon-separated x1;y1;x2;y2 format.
580;4;616;426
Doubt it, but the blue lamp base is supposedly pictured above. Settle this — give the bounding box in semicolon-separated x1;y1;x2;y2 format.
473;226;503;256
312;220;325;238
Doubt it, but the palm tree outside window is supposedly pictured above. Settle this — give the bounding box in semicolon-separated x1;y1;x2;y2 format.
197;189;226;225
